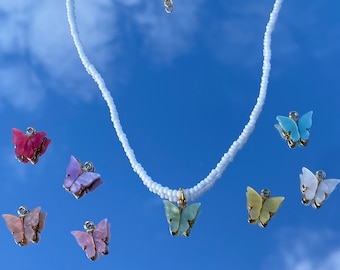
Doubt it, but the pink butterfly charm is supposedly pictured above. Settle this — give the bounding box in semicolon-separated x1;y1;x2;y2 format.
71;219;110;260
63;156;103;199
2;206;47;246
12;127;51;164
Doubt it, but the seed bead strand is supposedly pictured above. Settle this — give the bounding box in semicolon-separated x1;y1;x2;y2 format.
66;0;284;202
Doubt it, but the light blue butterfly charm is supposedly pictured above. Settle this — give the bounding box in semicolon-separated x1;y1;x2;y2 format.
275;111;313;148
163;189;201;237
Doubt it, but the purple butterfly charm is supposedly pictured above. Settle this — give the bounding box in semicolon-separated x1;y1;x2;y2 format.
63;156;103;199
2;206;47;246
71;219;110;261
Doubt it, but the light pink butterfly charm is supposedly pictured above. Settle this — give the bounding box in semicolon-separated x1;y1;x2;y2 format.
2;206;47;246
12;127;51;164
71;219;110;260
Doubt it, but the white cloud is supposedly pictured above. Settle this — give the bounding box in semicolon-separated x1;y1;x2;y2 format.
116;0;141;7
0;0;116;111
282;248;340;270
264;228;340;270
0;0;204;111
2;0;338;113
0;64;45;111
200;2;275;69
202;1;340;72
134;0;203;60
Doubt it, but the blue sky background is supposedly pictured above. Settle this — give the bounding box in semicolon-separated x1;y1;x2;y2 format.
1;0;340;269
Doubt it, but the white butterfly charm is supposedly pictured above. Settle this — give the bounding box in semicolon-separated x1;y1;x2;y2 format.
163;189;200;237
246;186;284;228
300;167;340;208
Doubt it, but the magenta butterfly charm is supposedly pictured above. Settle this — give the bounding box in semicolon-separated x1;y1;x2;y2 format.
63;155;103;199
12;127;51;164
2;206;47;246
71;219;110;260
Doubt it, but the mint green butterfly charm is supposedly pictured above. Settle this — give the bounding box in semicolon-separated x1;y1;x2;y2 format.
163;189;201;237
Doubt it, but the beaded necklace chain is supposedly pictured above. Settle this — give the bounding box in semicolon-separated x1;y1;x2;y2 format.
65;0;284;203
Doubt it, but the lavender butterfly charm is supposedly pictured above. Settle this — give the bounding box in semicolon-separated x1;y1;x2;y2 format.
71;219;110;261
63;156;103;199
2;206;47;246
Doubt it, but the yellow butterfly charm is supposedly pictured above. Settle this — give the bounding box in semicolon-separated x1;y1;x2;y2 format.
246;186;284;228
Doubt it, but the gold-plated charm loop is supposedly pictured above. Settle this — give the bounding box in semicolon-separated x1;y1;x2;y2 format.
177;188;186;208
164;0;173;13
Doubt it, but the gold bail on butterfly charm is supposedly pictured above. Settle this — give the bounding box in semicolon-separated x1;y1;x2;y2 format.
177;188;187;208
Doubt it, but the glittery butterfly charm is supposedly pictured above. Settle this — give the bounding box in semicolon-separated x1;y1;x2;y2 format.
71;219;110;261
299;167;340;208
12;126;51;164
63;155;103;199
2;206;47;246
163;189;201;237
246;186;284;228
274;111;313;148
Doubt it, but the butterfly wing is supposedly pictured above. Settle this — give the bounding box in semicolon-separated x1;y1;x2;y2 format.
76;173;102;191
63;156;82;189
274;124;286;140
93;219;110;255
300;167;318;205
71;231;97;260
297;111;313;144
37;136;51;155
28;132;50;164
2;214;26;245
246;186;262;224
31;212;47;243
25;132;46;162
86;174;103;192
163;200;181;236
23;207;42;243
276;116;300;144
70;172;102;198
37;212;47;232
313;178;340;208
12;128;29;163
259;196;284;227
12;128;26;146
179;203;201;236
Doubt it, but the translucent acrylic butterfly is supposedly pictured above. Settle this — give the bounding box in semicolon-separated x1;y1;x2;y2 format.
299;167;340;208
12;127;51;164
71;219;110;261
2;206;47;246
246;186;284;228
275;111;313;148
63;156;103;199
163;189;201;237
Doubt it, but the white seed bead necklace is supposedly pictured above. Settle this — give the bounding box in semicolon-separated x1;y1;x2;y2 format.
66;0;284;202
